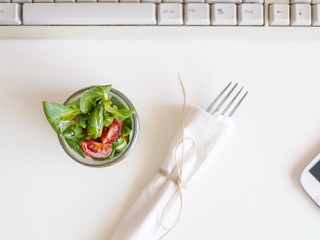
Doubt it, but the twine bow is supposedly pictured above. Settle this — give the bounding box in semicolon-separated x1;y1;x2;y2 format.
158;74;196;239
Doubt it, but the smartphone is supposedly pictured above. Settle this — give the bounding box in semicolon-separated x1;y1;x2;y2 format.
300;153;320;207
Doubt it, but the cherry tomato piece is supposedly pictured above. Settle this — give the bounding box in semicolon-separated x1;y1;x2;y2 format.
101;119;124;144
72;115;77;122
81;140;112;158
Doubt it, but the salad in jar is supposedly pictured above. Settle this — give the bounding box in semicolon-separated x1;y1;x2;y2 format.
43;85;138;164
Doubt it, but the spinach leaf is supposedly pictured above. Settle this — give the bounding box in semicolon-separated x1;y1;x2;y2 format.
64;137;86;158
43;101;80;134
87;104;104;139
80;85;111;113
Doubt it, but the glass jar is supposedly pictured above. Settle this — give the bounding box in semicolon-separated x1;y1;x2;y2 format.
58;86;139;167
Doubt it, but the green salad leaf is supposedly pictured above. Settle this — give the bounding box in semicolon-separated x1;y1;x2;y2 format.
87;104;104;139
80;85;111;113
66;98;80;110
62;124;84;140
64;138;86;158
75;114;87;129
105;105;134;122
42;102;80;134
114;136;128;153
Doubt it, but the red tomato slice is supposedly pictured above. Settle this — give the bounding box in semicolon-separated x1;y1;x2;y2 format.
81;140;112;158
72;115;77;122
101;119;124;144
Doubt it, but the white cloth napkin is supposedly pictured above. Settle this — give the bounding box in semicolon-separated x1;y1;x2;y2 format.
110;105;235;240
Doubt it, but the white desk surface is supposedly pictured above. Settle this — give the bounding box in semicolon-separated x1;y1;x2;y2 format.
1;28;320;240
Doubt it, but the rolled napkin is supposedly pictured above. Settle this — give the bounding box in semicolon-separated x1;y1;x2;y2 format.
110;104;235;240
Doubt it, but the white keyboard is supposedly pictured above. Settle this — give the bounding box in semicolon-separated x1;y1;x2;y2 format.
0;0;320;26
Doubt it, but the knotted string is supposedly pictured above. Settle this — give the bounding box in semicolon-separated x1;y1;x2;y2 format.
158;74;195;240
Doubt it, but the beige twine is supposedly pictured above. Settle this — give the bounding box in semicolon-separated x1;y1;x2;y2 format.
158;73;191;240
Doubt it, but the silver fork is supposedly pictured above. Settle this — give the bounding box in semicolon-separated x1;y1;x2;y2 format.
206;82;248;117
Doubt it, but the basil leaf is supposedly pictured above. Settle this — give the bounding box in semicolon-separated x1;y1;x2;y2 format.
64;138;86;158
80;85;111;113
43;101;80;134
87;104;104;139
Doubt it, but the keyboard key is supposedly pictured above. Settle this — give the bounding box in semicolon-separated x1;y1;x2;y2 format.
163;0;183;3
269;4;290;26
120;0;139;2
291;0;311;4
185;0;204;3
238;3;263;25
23;3;157;25
211;3;237;25
184;3;210;25
34;0;54;2
55;0;76;2
291;4;311;26
141;0;161;3
12;0;32;3
242;0;263;3
312;4;320;26
158;3;183;25
207;0;241;4
77;0;97;2
0;3;21;25
98;0;118;2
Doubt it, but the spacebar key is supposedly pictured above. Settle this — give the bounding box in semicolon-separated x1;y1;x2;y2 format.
23;3;157;25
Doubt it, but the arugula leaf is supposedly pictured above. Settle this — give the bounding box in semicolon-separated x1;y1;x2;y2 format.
43;101;80;134
64;137;86;158
87;104;104;139
80;85;111;113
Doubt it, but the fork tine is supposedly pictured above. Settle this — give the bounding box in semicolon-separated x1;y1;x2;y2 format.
221;87;243;115
206;82;248;118
206;82;232;113
211;82;238;114
228;91;248;117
